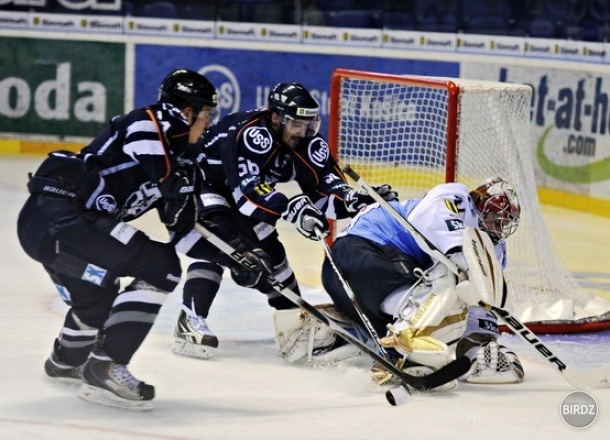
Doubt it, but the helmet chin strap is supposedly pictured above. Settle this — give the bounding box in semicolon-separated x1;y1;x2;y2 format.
268;111;286;136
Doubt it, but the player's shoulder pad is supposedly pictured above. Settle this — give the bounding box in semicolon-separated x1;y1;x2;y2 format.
241;123;275;155
432;182;470;197
303;136;330;168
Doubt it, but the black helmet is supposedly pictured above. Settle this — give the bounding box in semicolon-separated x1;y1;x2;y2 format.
268;83;319;119
268;83;320;136
158;68;218;113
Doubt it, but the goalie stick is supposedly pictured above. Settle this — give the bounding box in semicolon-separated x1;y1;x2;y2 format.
193;222;471;396
343;164;610;390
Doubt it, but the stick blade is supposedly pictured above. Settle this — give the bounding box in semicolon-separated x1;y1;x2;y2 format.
563;365;610;390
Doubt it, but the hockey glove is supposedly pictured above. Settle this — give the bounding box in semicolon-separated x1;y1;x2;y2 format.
158;169;197;236
282;194;329;241
344;184;398;213
230;248;273;289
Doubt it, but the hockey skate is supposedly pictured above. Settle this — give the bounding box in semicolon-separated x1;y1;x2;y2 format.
78;348;154;411
44;351;83;380
171;310;219;359
460;341;525;384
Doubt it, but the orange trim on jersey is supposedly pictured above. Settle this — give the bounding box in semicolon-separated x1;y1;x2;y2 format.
145;108;172;181
313;187;330;200
334;162;347;180
292;156;349;202
173;131;190;141
242;193;282;217
292;150;320;187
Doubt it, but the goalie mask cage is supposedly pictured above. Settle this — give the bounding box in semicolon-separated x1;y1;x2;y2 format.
329;68;610;334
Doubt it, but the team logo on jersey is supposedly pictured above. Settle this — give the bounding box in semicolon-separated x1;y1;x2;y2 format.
445;218;465;231
82;263;108;286
243;126;274;154
254;183;273;196
95;194;117;214
54;284;72;305
444;197;465;214
239;175;258;189
307;138;329;168
477;318;499;333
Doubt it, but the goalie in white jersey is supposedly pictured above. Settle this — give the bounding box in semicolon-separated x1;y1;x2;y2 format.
275;177;525;387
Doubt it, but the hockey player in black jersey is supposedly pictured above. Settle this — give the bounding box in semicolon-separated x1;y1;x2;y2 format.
17;68;218;410
171;82;397;359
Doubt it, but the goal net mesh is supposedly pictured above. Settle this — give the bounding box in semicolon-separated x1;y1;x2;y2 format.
329;68;610;332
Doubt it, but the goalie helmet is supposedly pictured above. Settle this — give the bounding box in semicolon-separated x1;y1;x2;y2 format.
268;83;321;137
471;177;521;242
158;68;218;116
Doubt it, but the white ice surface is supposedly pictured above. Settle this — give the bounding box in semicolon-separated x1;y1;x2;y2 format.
1;156;609;440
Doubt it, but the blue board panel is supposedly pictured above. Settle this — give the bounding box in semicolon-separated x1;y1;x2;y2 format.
134;45;458;139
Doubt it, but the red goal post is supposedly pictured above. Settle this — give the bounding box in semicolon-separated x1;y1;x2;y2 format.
328;68;610;333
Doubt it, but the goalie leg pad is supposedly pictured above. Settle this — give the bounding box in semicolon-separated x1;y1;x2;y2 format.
377;288;468;391
390;288;468;352
273;306;337;364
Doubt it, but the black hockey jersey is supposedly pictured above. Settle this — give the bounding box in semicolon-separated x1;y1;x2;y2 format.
196;109;353;225
29;103;194;222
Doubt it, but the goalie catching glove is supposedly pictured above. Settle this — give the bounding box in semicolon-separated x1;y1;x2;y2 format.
282;194;329;241
344;184;398;214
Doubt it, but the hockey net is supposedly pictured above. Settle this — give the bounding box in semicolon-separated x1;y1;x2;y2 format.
328;68;610;333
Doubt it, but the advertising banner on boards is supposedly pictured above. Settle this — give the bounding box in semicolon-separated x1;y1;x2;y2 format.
134;44;459;138
0;37;125;138
461;63;610;199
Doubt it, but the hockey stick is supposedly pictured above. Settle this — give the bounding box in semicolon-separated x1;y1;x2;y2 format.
193;222;471;396
343;164;610;390
313;227;390;359
485;304;610;389
463;227;610;390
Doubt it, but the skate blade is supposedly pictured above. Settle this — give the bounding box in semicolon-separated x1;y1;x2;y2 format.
78;384;154;411
171;339;215;360
463;373;523;385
